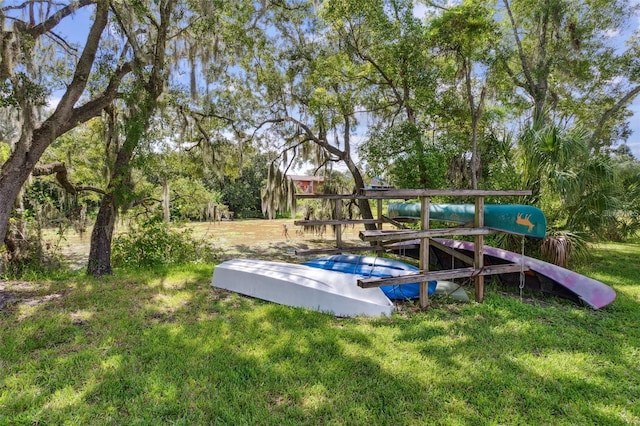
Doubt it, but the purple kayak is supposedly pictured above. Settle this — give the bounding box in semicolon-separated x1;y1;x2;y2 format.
391;239;616;309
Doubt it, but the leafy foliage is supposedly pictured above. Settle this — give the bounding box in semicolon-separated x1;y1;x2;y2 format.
606;150;640;240
209;152;270;219
515;125;622;236
361;121;450;189
111;218;215;268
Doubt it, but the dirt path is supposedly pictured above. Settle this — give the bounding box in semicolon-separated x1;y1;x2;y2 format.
190;219;368;262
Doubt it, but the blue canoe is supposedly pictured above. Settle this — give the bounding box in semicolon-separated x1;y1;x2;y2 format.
303;254;436;300
388;203;547;238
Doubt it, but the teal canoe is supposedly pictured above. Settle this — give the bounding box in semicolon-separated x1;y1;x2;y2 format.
388;203;547;238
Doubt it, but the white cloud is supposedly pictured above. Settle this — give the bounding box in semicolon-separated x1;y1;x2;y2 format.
606;75;624;86
413;3;428;20
602;29;620;39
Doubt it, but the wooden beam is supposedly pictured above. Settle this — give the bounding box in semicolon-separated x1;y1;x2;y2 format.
357;264;529;288
376;199;384;256
294;219;381;226
360;189;532;198
474;197;485;302
383;216;419;225
295;246;384;256
383;241;420;250
430;239;474;265
335;200;343;248
419;197;430;309
296;194;369;200
360;227;496;242
381;216;412;229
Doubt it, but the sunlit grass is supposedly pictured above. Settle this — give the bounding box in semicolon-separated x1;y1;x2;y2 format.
1;244;639;424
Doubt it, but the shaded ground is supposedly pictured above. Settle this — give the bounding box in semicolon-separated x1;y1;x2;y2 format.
0;219;370;312
0;280;66;314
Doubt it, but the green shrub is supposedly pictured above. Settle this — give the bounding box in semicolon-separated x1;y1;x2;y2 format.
112;218;215;268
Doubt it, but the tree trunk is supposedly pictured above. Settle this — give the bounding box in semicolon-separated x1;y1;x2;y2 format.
466;61;486;190
340;113;377;231
162;179;171;224
86;138;136;276
344;157;376;231
503;0;550;128
405;104;428;188
87;193;116;276
0;157;31;246
2;188;30;262
85;0;174;276
0;125;65;244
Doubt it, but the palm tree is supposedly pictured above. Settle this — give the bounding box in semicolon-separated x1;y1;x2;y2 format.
516;124;617;263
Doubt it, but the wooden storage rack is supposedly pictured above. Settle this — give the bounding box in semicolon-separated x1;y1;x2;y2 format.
294;189;533;308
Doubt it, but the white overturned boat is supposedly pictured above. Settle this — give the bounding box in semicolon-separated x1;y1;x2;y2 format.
211;259;394;317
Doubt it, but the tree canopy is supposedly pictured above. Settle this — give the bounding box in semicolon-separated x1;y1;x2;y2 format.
2;0;640;273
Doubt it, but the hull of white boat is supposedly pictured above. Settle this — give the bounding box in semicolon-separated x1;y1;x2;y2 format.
211;259;394;317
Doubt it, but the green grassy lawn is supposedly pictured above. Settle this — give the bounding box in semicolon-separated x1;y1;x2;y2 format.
1;242;639;425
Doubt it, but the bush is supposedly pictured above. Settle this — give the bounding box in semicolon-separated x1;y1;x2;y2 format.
540;230;590;268
112;218;216;268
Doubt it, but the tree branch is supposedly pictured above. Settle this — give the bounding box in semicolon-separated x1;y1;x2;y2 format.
593;84;640;143
502;0;536;97
58;60;133;136
32;161;77;194
33;161;108;196
109;2;151;67
24;0;96;39
50;0;108;118
44;28;79;56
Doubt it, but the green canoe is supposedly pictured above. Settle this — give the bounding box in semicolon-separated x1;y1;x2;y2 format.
387;203;547;238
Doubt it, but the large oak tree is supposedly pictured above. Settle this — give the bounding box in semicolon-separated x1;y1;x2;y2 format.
0;1;131;252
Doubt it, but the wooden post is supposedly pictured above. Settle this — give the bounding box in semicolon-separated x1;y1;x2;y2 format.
474;196;485;302
376;198;384;256
419;196;430;309
335;199;343;249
